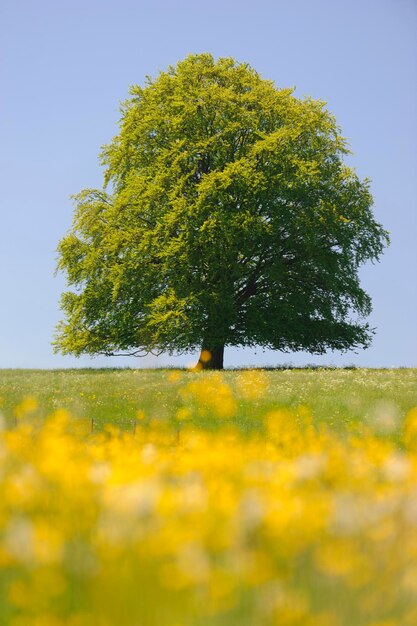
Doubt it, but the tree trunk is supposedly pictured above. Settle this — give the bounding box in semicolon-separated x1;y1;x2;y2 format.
196;345;224;370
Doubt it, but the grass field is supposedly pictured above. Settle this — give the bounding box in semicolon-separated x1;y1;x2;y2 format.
0;368;417;625
1;367;416;434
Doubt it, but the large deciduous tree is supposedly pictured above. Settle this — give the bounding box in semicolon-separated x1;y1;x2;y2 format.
55;53;388;369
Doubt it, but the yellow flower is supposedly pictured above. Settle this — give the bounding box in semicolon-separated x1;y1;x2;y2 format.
403;407;417;450
176;407;192;421
180;374;237;418
167;371;182;383
199;350;212;364
14;396;38;418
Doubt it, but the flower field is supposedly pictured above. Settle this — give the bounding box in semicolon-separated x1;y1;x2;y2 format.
0;368;417;625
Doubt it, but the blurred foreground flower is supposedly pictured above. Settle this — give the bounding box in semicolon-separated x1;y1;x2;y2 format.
0;403;417;625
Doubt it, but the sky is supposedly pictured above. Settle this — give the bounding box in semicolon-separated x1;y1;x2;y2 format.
1;0;416;369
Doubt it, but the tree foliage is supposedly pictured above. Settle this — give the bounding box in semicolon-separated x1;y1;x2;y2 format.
55;53;388;368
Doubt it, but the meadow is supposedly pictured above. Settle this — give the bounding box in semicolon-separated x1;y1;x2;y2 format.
0;367;417;625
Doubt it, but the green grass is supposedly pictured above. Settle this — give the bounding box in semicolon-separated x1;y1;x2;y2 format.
1;367;416;438
1;367;417;626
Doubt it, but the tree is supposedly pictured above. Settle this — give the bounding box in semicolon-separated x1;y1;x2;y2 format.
55;53;389;369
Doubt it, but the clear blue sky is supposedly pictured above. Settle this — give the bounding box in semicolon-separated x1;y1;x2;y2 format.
1;0;416;369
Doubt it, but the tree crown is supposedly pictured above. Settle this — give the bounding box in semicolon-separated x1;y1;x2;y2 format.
55;53;389;365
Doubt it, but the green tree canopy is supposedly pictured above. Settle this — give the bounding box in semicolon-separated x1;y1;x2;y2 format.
55;53;388;369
